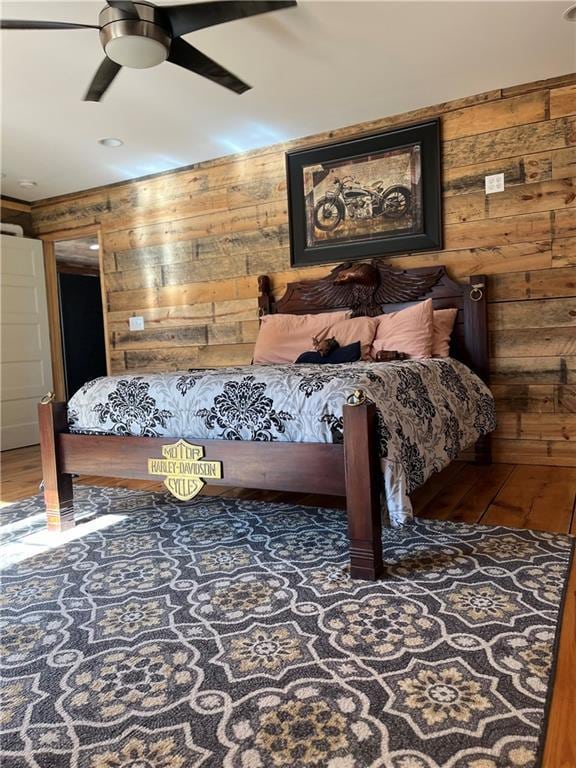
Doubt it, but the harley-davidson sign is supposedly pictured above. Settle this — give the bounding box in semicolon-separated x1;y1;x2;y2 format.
147;439;223;501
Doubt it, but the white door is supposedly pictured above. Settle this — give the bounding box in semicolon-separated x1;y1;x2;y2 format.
0;234;53;450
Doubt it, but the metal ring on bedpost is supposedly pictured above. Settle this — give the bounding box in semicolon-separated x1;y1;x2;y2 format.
469;284;484;302
346;389;366;406
40;391;56;405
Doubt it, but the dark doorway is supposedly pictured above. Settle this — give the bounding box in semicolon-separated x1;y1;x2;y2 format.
58;272;107;398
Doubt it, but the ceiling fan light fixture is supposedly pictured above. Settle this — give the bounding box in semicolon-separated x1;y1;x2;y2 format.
104;33;168;68
99;4;170;69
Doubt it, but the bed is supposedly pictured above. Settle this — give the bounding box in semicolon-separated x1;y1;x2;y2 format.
38;260;495;580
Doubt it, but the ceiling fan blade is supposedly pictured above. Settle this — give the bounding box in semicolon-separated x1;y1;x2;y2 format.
84;58;122;102
0;19;98;30
163;1;296;38
167;37;250;94
106;1;140;19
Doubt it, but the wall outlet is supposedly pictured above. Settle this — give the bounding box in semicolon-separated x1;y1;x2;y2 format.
485;173;505;194
129;316;145;331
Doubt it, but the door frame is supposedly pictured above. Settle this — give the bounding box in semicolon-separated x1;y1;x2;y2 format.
40;225;110;401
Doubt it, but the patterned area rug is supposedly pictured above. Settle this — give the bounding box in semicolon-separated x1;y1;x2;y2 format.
0;486;573;768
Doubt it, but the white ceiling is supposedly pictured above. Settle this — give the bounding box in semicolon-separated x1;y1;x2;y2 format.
1;0;574;202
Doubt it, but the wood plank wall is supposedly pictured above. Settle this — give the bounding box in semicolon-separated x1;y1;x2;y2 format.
1;199;34;236
28;73;576;467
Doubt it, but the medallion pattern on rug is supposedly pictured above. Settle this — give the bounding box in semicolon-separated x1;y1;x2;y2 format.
0;485;572;768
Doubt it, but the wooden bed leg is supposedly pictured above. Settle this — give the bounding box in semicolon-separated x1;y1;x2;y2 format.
38;398;74;531
343;397;383;581
474;435;492;465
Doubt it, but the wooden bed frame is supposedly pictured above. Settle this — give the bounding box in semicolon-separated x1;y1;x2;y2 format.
38;260;490;580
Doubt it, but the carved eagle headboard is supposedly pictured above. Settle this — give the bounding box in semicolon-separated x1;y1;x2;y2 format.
257;260;489;384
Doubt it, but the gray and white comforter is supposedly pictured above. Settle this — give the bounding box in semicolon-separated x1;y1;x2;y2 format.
67;359;496;525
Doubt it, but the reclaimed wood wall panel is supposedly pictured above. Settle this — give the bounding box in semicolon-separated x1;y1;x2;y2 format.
29;73;576;466
0;199;34;236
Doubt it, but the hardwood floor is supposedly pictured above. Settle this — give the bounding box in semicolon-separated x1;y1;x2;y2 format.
1;446;575;766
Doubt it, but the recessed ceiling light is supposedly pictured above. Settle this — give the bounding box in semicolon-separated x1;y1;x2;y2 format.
564;2;576;19
98;137;124;147
18;180;37;189
89;244;99;251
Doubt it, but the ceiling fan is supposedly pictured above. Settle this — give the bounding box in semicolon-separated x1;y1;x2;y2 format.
0;0;297;101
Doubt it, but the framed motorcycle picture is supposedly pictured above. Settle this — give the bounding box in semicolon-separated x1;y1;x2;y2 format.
286;119;442;267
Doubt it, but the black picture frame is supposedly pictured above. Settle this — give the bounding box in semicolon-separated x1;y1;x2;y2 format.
286;119;442;268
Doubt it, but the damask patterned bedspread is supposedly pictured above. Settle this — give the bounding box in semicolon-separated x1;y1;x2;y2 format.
67;359;496;525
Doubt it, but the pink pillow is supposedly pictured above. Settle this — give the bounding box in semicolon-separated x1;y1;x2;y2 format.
433;308;458;357
253;311;350;364
315;316;379;360
371;299;434;359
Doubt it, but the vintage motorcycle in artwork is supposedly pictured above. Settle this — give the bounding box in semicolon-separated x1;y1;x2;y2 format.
313;175;412;232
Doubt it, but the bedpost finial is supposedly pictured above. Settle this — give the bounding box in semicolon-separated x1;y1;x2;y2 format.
258;274;272;318
469;282;484;302
258;275;270;292
40;391;56;405
346;389;366;406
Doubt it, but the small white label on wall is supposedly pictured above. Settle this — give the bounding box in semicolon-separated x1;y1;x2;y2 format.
485;173;505;194
129;316;145;331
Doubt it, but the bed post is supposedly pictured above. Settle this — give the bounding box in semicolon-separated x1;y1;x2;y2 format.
38;396;75;531
465;274;492;465
342;394;383;581
258;275;272;317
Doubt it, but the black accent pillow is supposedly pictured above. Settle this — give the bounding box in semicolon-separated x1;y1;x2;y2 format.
295;341;361;365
